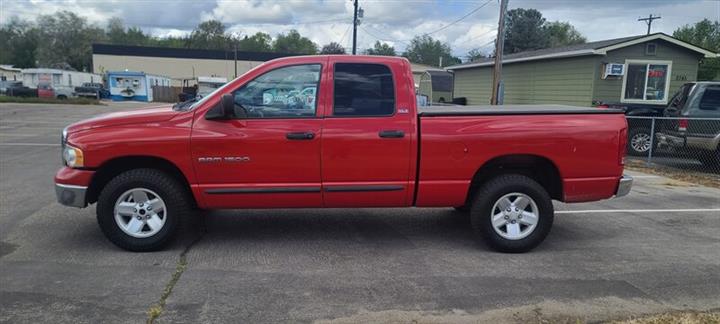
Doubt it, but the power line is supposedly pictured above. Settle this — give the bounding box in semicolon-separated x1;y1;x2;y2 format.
422;0;493;36
359;26;410;46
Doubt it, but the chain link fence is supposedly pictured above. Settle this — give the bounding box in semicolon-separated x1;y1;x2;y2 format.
625;116;720;174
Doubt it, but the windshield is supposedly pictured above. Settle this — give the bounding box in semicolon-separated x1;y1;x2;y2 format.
186;63;267;111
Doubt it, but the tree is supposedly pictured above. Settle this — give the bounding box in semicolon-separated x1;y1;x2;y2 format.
0;17;39;68
188;20;228;50
106;18;151;46
238;32;272;52
503;8;586;54
545;21;586;48
504;8;548;54
466;48;486;62
364;41;396;56
673;19;720;81
35;11;105;71
320;42;346;54
402;35;460;67
272;30;317;54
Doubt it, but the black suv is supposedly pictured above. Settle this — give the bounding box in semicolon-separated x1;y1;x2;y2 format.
656;82;720;166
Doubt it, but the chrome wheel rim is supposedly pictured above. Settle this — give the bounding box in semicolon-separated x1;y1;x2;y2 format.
631;133;651;153
491;193;539;240
114;188;167;238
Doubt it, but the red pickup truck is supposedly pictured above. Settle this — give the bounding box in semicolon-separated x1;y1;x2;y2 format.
55;55;632;253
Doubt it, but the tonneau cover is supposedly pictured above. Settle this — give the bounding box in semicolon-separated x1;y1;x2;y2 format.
419;104;623;116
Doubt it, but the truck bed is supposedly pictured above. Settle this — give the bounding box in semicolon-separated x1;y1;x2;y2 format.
419;104;623;117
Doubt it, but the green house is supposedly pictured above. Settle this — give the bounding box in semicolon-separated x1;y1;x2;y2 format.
447;33;718;107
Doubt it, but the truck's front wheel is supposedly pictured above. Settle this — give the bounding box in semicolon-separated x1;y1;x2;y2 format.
96;169;190;252
470;174;554;253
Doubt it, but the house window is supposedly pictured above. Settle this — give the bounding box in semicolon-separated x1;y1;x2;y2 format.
645;43;657;55
622;60;672;103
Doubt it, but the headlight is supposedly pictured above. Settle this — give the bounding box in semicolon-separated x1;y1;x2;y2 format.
62;145;84;168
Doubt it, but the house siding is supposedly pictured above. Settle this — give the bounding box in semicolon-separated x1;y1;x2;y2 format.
592;40;702;104
453;56;596;106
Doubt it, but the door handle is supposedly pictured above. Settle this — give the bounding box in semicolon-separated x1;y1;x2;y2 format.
286;132;315;140
378;130;405;138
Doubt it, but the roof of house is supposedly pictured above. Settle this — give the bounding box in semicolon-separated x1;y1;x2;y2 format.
107;70;170;78
411;63;444;74
0;65;22;72
93;44;301;62
447;33;718;70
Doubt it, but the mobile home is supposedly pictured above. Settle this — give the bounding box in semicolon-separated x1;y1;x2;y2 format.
107;71;171;102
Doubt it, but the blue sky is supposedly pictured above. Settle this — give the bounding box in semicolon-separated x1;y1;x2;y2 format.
1;0;718;58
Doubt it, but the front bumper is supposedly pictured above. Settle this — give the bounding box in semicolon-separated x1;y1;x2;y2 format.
55;183;88;208
615;175;633;198
656;132;685;148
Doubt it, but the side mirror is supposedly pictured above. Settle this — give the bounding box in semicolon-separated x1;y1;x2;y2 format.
221;94;236;118
206;94;246;120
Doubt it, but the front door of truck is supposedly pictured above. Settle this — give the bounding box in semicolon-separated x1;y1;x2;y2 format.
320;59;414;207
192;61;326;208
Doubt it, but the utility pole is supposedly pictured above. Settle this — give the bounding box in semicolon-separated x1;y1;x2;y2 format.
638;14;661;35
352;0;359;55
234;42;238;78
491;0;508;105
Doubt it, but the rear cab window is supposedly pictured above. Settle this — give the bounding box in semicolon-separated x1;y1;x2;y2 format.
333;63;395;117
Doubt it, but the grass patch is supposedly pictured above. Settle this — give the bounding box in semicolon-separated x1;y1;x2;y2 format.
0;96;103;105
146;254;188;324
146;220;206;324
608;310;720;324
626;160;720;189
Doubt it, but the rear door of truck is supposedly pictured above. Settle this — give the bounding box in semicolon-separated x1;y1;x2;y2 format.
320;56;416;207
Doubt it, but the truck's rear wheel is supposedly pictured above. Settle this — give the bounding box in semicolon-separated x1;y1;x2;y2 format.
470;174;553;253
96;169;190;252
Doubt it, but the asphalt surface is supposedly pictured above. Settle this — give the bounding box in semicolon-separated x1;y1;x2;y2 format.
1;102;719;323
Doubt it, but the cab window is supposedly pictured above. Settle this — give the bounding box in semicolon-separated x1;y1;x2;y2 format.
231;64;321;118
333;63;395;116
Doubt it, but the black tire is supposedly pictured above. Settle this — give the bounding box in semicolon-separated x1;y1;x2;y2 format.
627;127;655;156
470;174;554;253
57;95;67;100
453;206;470;212
96;169;190;252
698;147;720;167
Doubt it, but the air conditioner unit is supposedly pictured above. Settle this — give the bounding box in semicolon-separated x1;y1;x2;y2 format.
603;63;624;79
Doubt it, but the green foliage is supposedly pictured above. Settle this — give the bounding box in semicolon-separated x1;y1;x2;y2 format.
466;48;486;62
364;41;396;56
238;32;272;52
320;42;346;54
35;11;105;71
188;20;229;50
673;19;720;81
545;21;586;48
0;17;39;68
106;18;152;46
503;8;586;54
504;8;547;54
272;30;318;54
402;35;460;67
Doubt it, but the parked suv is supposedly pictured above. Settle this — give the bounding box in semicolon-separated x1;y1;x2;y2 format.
657;82;720;166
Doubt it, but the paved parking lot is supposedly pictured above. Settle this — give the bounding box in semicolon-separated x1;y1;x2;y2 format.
1;102;719;323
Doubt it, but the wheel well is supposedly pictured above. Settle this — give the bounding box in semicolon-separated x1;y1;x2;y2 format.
465;155;563;205
86;156;195;206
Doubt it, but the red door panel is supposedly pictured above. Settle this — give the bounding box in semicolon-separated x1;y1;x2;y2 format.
191;119;323;208
320;57;416;207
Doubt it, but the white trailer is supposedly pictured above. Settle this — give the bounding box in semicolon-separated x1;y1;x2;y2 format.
22;68;103;99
